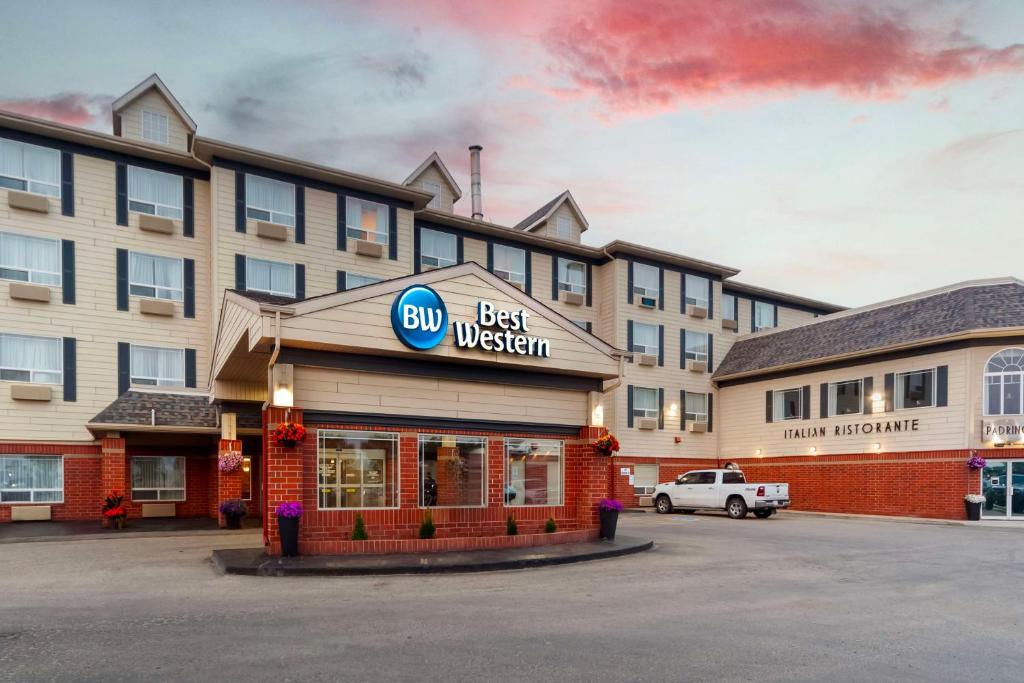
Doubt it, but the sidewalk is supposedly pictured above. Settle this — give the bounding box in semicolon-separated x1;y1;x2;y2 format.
0;517;261;544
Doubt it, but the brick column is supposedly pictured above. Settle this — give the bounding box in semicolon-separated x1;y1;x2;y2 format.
576;426;610;530
264;407;304;554
215;439;244;527
100;436;126;522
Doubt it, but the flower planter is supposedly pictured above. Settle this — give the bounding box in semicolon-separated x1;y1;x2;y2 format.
599;508;619;541
279;439;297;449
965;500;982;521
225;515;243;530
278;516;300;556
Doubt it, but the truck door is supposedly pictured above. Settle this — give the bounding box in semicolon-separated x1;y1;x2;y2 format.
691;471;719;508
670;472;702;506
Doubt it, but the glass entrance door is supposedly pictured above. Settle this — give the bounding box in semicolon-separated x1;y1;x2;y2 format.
981;461;1024;519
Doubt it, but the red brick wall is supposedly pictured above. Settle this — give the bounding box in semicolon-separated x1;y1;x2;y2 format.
120;447;216;519
0;443;102;522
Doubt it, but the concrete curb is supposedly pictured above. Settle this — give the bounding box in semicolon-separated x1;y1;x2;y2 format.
0;528;262;545
778;509;1024;529
211;535;655;576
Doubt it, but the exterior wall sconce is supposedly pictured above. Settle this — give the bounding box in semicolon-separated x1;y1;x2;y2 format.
871;392;884;414
272;363;294;408
809;446;817;454
872;443;881;450
755;449;762;456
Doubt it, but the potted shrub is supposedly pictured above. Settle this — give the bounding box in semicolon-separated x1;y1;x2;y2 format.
352;513;368;541
965;494;986;521
545;517;557;533
598;498;623;540
506;514;518;536
219;499;248;529
593;433;620;457
419;511;436;539
273;422;307;448
101;491;127;530
276;501;303;556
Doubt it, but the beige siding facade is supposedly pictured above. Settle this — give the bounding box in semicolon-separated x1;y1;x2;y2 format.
409;165;457;213
117;90;191;152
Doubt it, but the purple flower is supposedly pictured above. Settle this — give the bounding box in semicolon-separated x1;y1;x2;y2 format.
598;498;624;512
275;501;304;518
219;499;247;517
967;454;987;470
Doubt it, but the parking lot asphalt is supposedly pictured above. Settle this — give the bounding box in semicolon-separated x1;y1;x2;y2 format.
1;512;1023;682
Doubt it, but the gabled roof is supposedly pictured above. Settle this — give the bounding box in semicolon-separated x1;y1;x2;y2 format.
713;278;1024;382
514;190;589;233
111;73;196;133
403;152;463;200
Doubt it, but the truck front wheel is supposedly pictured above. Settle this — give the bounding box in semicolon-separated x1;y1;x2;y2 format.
726;496;748;519
655;495;673;514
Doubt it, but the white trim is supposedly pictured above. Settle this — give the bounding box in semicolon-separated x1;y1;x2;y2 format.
894;367;937;411
0;230;62;287
345;196;389;245
828;379;864;417
128;251;184;301
683;330;710;363
557;257;587;295
0;332;63;385
983;348;1024;417
130;455;186;502
140;109;169;145
129;344;186;388
316;429;401;511
245;257;296;298
632;386;660;419
245;173;296;227
0;138;61;198
0;454;64;504
773;388;803;421
127;165;183;220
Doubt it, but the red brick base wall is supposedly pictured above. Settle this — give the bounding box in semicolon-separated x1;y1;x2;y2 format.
0;443;102;522
303;528;599;556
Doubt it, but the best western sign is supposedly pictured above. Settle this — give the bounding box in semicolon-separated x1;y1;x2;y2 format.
391;285;551;358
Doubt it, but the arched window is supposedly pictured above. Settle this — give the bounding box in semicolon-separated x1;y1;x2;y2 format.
985;348;1024;416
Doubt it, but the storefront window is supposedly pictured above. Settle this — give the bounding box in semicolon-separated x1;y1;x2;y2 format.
504;438;563;506
318;430;399;509
419;435;487;507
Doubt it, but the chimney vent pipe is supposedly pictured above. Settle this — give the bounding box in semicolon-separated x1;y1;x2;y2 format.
469;145;483;220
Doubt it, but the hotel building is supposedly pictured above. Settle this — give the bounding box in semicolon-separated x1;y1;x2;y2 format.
1;75;1020;554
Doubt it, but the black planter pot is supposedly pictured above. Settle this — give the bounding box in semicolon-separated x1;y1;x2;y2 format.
965;501;982;522
599;508;619;541
278;516;300;556
225;514;243;530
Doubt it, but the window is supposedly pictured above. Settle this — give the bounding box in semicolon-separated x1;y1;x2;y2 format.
0;138;60;197
131;456;185;501
419;435;487;507
0;232;61;286
246;257;295;297
632;323;659;356
130;345;185;387
505;438;563;506
141;110;169;145
129;252;183;300
722;471;746;484
0;456;62;503
634;464;658;496
0;333;62;384
633;386;659;419
754;301;776;331
558;258;586;295
679;471;716;485
128;166;182;219
633;263;659;301
346;273;382;290
722;293;737;321
829;379;863;416
346;197;388;244
685;392;709;424
572;320;589;331
685;274;710;309
241;456;252;501
245;174;295;227
420;228;457;269
492;244;526;286
422;180;441;209
318;430;399;509
684;330;709;364
555;215;572;239
773;388;802;421
896;369;935;410
985;349;1024;416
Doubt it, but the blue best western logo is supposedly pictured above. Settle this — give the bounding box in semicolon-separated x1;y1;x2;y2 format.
391;285;449;350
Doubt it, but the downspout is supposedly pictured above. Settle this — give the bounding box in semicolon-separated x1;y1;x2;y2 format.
260;310;281;549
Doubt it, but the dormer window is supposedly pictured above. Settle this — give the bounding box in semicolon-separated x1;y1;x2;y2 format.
141;110;169;145
555;215;572;239
246;174;295;227
422;180;441;209
128;166;183;220
0;139;60;197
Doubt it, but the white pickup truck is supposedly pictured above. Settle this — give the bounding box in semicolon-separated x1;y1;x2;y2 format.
653;469;790;519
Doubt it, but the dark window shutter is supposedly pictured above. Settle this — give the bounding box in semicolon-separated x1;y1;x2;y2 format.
235;254;246;291
707;393;714;433
679;328;685;369
862;376;874;414
60;151;74;216
626;320;634;359
336;270;346;292
413;226;422;273
551;256;559;301
627;260;633;304
388;206;398;260
658;268;664;310
707;333;714;371
936;365;948;407
773;305;779;327
115;163;127;226
884;373;895;412
680;274;686;314
766;390;773;423
820;383;829;419
801;385;811;420
708;282;714;320
658;325;664;367
456;235;464;264
295;264;305;301
183;259;195;319
185;349;197;388
658;388;665;429
486;242;494;272
524;249;532;297
235;171;246;233
117;342;131;396
62;337;76;402
585;262;593;307
585;322;592;334
337;194;347;251
115;249;128;310
627;385;634;428
680;390;687;430
750;300;756;332
182;177;194;238
61;240;75;305
295;186;305;244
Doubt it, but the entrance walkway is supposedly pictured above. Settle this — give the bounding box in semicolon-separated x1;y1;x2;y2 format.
0;517;261;543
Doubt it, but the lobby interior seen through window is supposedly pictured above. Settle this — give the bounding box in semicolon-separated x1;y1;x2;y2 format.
504;438;562;506
419;435;486;507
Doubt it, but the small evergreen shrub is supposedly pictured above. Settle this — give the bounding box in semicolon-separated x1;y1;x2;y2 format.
545;518;557;533
419;511;436;539
506;515;518;536
351;513;368;541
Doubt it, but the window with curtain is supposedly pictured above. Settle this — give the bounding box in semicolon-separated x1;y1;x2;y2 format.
773;388;802;421
419;434;487;507
420;228;456;269
505;438;563;506
555;215;572;239
985;349;1024;416
685;392;709;424
130;345;185;387
0;456;63;503
829;379;863;416
722;293;737;321
633;263;659;300
685;274;710;309
346;273;382;290
633;323;659;355
684;330;709;363
129;251;183;300
346;197;388;244
0;232;61;286
558;258;586;295
0;333;62;384
896;369;935;410
633;386;659;419
318;430;400;509
131;456;185;501
245;257;295;297
141;110;169;145
492;244;526;286
246;174;295;227
0;138;60;197
128;166;183;219
422;180;441;209
754;301;776;330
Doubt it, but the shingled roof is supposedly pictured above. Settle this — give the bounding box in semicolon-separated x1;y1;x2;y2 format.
513;195;563;231
228;289;299;306
90;391;262;430
714;279;1024;380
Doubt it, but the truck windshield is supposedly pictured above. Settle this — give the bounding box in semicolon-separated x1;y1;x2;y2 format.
722;471;746;484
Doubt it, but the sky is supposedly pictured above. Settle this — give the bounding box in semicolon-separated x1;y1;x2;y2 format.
0;0;1021;307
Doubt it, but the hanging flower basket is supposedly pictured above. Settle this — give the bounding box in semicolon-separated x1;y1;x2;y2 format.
593;432;620;457
273;422;307;448
967;453;987;470
218;452;244;473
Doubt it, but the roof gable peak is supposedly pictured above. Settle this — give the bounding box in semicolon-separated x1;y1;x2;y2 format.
514;190;589;233
111;73;196;133
403;151;463;200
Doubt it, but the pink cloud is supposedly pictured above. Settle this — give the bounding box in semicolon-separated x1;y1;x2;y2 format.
0;93;110;127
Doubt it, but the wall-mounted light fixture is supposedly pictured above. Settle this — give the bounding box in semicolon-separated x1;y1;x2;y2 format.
755;449;762;456
809;446;817;454
668;402;678;417
872;443;881;450
871;392;885;414
272;363;294;408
